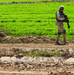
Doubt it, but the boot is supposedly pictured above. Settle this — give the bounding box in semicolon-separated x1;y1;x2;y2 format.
63;34;66;44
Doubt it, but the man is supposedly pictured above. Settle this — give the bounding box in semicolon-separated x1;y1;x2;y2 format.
55;5;70;45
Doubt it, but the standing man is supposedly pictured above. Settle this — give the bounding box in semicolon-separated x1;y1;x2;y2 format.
56;5;70;45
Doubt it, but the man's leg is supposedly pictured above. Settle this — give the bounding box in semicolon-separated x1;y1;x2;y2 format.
56;32;61;44
63;30;66;44
56;25;62;44
57;24;66;44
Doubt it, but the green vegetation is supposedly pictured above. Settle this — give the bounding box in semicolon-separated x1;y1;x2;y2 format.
33;40;43;43
23;52;29;56
66;50;69;53
0;2;74;39
23;51;43;56
49;51;59;55
23;51;59;56
31;51;42;56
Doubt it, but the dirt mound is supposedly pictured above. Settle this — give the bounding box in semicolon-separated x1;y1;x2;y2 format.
0;31;74;43
0;31;6;37
0;35;74;44
18;36;56;43
0;33;56;43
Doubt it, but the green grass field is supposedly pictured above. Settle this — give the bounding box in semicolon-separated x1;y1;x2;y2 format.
0;1;74;39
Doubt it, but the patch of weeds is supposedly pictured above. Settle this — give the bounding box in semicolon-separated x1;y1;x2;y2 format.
71;61;74;63
60;52;63;55
31;51;36;56
23;51;43;56
11;37;15;40
66;50;69;53
3;40;8;43
31;51;42;56
23;52;29;56
34;40;43;44
6;53;8;55
49;51;59;55
36;51;42;55
22;51;46;56
41;52;46;56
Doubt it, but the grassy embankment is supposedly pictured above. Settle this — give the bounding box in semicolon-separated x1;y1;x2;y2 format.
0;1;74;39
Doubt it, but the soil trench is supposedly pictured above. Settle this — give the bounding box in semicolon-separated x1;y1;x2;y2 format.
0;43;74;48
0;43;74;75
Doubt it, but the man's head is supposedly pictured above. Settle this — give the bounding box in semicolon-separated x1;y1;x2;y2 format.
59;5;64;11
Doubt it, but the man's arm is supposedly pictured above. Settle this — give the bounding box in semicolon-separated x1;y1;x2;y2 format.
64;15;70;29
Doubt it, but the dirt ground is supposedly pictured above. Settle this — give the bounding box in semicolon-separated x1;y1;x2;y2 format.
0;43;74;75
0;31;74;74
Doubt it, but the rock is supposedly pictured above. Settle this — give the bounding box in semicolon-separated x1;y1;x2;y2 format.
15;53;24;57
12;38;22;43
11;57;16;62
20;37;29;43
20;64;24;67
0;31;6;37
19;66;24;70
2;36;12;41
1;57;12;63
69;48;74;54
66;57;74;63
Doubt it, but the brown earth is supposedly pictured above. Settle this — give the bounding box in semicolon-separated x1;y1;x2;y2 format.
0;1;63;5
0;31;74;75
0;43;74;75
0;39;74;75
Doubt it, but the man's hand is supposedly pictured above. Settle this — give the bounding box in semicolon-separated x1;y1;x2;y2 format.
66;19;69;22
68;25;70;29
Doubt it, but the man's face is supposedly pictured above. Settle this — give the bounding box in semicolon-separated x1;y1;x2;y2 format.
60;9;63;11
60;7;64;11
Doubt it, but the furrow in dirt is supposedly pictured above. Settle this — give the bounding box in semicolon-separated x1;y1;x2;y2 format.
0;43;74;48
0;56;74;75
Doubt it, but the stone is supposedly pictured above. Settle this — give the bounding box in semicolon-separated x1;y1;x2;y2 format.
1;57;11;62
11;57;16;62
15;53;24;57
2;36;12;41
0;31;6;37
12;38;22;43
69;48;74;54
66;57;74;63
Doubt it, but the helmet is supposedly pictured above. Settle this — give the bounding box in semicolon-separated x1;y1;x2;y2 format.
59;5;64;10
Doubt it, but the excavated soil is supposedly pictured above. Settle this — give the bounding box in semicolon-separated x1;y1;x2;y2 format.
0;43;74;75
0;31;74;75
0;32;74;75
